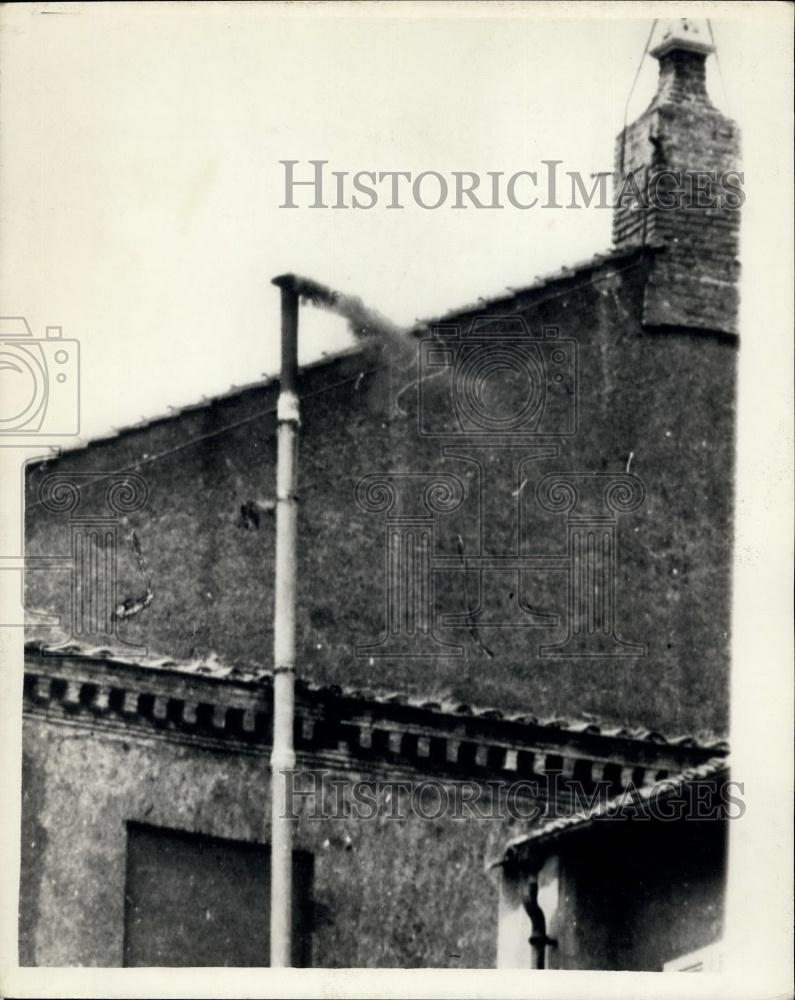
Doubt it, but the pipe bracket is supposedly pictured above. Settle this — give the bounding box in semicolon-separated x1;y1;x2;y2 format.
277;391;301;425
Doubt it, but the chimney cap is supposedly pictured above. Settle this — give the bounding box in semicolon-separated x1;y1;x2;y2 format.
650;18;714;60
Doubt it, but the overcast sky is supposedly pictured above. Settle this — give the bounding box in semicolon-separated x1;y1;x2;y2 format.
0;3;757;444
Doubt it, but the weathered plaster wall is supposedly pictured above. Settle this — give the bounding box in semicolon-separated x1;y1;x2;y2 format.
25;253;737;734
20;713;509;968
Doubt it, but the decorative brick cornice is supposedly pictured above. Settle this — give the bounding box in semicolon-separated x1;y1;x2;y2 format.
23;643;727;791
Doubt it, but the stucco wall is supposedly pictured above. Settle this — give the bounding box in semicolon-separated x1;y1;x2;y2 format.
20;711;510;968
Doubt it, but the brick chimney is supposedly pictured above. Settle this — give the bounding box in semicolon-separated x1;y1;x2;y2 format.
613;19;741;335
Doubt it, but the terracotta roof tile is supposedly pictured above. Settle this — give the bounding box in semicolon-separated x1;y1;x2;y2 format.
24;638;729;754
501;755;731;865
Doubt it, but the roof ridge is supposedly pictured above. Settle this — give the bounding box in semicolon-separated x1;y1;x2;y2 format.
415;245;650;328
28;246;650;465
29;344;368;464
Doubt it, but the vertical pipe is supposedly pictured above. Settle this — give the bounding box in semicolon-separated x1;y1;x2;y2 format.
523;876;549;970
270;275;300;968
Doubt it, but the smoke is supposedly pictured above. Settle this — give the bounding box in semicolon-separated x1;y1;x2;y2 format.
290;275;418;364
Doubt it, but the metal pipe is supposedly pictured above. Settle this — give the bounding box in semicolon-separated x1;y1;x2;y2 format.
270;274;300;968
522;875;557;969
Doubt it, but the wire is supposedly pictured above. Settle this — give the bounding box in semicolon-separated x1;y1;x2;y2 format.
706;19;731;115
27;256;651;514
26;364;384;512
619;19;658;176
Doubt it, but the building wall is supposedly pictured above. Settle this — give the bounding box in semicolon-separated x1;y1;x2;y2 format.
551;820;726;971
498;818;726;971
20;709;508;968
20;642;722;969
18;38;739;971
24;250;737;735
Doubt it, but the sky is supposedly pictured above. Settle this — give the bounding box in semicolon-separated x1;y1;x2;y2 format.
0;3;755;445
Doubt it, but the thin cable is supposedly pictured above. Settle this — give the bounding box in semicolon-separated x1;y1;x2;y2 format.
27;257;652;512
706;19;731;115
26;364;384;511
619;19;658;176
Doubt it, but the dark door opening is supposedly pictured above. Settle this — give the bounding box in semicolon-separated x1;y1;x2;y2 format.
123;822;313;967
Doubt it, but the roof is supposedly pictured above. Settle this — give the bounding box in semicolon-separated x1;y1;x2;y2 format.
40;343;368;463
501;755;730;866
417;246;648;328
24;638;728;757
